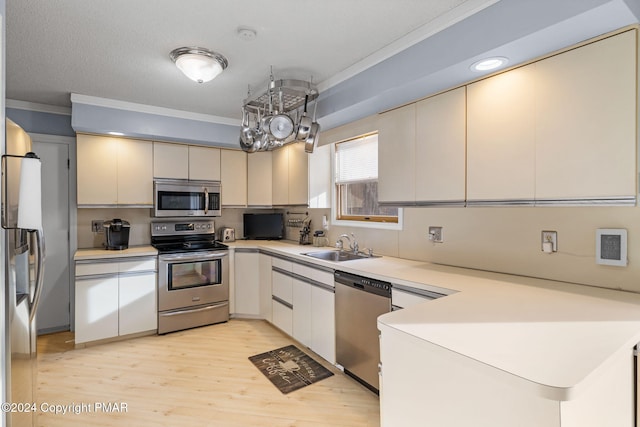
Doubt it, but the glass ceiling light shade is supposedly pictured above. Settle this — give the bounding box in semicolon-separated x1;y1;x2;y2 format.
170;47;228;83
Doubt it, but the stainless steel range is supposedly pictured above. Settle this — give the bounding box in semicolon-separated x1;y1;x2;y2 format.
152;220;229;334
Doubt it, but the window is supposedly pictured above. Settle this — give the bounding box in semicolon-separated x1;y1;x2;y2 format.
334;133;398;223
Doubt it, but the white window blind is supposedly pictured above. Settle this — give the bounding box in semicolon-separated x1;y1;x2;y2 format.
335;134;378;184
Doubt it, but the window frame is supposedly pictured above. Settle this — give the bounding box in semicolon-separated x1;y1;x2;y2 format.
331;133;403;231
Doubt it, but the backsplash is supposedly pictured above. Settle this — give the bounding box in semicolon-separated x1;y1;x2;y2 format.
77;204;640;293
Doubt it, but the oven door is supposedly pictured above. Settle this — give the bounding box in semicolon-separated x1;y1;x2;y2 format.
154;180;221;217
158;251;229;312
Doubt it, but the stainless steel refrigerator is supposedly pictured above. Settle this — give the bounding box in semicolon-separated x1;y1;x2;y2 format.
2;118;46;427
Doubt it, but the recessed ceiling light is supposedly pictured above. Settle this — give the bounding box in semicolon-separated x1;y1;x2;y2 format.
107;131;124;136
470;56;509;72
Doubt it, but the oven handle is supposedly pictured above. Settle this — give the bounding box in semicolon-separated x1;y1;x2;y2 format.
161;301;228;317
204;187;209;215
159;251;227;263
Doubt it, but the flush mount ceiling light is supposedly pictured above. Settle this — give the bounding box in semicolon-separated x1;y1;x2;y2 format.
470;56;509;72
170;47;228;83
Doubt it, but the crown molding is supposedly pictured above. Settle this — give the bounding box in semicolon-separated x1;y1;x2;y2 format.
6;99;72;115
70;93;241;126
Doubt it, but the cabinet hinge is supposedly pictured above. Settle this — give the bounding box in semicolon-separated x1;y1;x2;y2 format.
67;158;70;169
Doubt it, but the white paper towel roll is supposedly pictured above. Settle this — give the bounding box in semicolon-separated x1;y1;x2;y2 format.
17;155;43;230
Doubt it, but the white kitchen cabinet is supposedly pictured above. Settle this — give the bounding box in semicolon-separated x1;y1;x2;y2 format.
467;64;536;203
153;142;221;181
378;88;466;205
233;250;260;317
221;149;247;206
153;141;189;179
534;30;636;202
270;256;335;356
310;283;335;364
188;145;221;181
292;262;336;364
292;277;312;347
118;271;157;336
117;138;154;205
415;87;466;203
271;298;293;336
272;143;308;206
272;147;289;206
258;254;272;321
75;256;157;344
288;143;309;205
308;143;331;208
75;274;119;343
247;151;273;206
378;103;416;204
77;134;153;207
466;29;637;205
379;322;633;427
271;258;293;335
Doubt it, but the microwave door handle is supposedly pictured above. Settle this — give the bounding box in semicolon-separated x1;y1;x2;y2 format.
29;228;45;323
204;187;209;215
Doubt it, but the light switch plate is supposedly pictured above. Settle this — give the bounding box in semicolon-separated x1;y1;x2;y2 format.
596;228;627;266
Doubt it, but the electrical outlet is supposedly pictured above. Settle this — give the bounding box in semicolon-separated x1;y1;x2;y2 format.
92;220;104;233
541;230;557;253
428;226;443;243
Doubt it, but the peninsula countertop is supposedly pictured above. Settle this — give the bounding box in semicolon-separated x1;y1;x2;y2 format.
229;240;640;401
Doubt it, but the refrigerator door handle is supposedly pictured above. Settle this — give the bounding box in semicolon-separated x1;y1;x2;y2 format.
29;228;46;322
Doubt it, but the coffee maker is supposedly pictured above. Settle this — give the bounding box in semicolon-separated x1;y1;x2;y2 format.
103;218;130;250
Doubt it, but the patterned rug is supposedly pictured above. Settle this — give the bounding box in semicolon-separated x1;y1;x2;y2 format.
248;345;334;394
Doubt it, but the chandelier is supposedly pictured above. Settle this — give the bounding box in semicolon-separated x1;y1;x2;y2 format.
240;75;320;153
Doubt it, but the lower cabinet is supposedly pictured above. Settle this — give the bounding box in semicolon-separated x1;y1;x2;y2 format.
271;258;336;364
271;258;294;335
234;250;336;365
233;249;261;317
75;256;157;344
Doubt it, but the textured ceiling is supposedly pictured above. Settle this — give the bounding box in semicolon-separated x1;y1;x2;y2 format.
5;0;494;120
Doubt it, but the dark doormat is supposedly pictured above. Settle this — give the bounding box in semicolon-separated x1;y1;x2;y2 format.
248;345;334;394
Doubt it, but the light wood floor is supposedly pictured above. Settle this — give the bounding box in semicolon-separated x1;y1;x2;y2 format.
36;319;380;426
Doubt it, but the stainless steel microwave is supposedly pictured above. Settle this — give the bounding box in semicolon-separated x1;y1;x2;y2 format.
153;179;221;217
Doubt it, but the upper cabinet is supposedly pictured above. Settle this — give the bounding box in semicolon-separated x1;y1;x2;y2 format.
220;149;247;206
378;104;416;204
248;151;273;207
467;29;637;205
415;87;466;203
189;145;221;181
153;142;221;181
467;65;536;203
378;87;466;205
272;143;308;206
308;144;331;209
534;30;636;202
77;134;153;207
153;142;188;179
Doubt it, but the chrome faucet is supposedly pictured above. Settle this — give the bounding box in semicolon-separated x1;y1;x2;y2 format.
336;233;359;254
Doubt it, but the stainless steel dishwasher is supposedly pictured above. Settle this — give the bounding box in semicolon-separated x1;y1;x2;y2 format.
335;270;391;394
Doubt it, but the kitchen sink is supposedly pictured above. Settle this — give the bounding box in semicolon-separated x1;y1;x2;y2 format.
302;250;379;262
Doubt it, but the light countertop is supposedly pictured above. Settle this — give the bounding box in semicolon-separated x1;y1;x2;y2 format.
229;240;640;402
74;245;157;260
